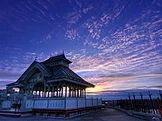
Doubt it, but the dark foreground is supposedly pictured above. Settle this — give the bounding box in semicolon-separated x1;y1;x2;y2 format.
0;108;144;121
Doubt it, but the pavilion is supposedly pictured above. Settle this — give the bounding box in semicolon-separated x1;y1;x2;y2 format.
0;54;102;117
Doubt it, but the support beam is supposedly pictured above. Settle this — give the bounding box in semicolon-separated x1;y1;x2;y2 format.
56;86;58;97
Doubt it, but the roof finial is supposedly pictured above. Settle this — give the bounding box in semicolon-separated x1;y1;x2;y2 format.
62;50;65;55
35;55;37;61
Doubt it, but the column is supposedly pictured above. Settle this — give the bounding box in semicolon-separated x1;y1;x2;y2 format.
71;87;73;97
78;88;81;97
74;88;76;97
39;90;41;98
43;83;46;98
47;85;50;98
31;88;34;97
77;88;79;97
73;88;75;97
69;86;71;97
65;86;67;97
82;89;84;97
51;85;54;97
81;89;83;97
84;88;86;98
83;89;85;97
61;86;63;97
56;86;58;97
35;90;37;96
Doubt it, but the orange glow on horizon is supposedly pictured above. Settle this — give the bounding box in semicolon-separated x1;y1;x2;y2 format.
86;85;104;93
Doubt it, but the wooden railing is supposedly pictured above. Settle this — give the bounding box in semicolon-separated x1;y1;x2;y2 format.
0;97;102;110
25;97;102;110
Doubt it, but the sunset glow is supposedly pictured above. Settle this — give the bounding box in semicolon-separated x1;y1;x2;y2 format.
86;85;104;93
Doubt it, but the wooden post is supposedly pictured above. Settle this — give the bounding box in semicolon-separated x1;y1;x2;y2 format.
157;98;162;117
159;90;162;102
65;86;67;97
61;86;63;97
83;89;85;97
39;90;41;98
77;88;79;97
84;88;86;98
128;94;132;110
43;82;46;98
69;86;71;97
146;99;150;113
51;85;54;97
140;92;145;112
133;93;137;111
56;86;58;97
47;85;50;98
149;91;155;114
74;88;76;97
80;89;82;97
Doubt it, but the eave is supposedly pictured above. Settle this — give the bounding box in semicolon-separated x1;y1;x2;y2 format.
47;78;94;88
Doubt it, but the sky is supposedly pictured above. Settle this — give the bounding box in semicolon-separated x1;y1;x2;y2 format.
0;0;162;100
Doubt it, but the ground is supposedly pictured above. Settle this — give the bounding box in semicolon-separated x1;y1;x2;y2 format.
0;108;144;121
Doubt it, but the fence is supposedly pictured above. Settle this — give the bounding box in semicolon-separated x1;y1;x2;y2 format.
116;90;162;117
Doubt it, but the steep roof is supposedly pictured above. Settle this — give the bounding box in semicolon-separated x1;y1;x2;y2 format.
7;61;52;87
48;65;94;87
42;54;72;64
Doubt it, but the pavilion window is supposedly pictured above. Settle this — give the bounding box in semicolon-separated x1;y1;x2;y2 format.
13;88;19;93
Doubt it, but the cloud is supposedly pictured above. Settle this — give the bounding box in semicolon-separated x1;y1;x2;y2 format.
65;29;80;40
0;71;20;80
67;51;162;91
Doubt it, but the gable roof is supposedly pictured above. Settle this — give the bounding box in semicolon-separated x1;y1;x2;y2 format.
47;65;94;87
20;61;52;80
7;61;52;87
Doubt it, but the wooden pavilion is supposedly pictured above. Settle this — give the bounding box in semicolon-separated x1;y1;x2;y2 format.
0;54;102;117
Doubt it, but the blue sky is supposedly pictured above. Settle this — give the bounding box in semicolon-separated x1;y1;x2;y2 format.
0;0;162;99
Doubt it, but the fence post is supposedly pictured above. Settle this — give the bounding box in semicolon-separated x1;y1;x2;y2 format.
133;93;137;111
128;94;132;110
159;90;162;102
157;98;162;117
149;91;155;114
140;92;145;112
